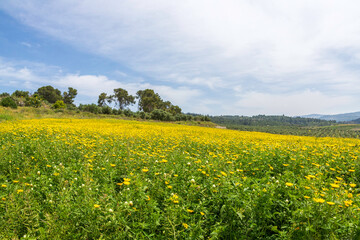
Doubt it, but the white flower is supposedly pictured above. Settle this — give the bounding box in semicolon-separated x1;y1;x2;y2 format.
190;179;195;183
109;209;113;212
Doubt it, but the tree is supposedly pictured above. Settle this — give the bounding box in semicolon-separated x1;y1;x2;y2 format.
113;88;135;110
63;87;77;105
35;85;62;103
12;90;29;98
98;92;111;107
168;105;182;115
136;89;162;112
0;92;10;98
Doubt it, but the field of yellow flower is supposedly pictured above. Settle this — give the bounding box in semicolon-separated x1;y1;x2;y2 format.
1;118;360;239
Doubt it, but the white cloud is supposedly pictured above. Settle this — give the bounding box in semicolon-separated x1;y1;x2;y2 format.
0;58;202;111
235;90;356;116
1;1;360;115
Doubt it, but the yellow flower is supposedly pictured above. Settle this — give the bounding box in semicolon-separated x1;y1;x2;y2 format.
220;171;227;177
167;185;173;189
285;182;294;187
182;223;189;229
187;209;194;213
142;168;149;172
344;200;353;207
110;164;116;167
330;183;340;188
349;184;356;188
1;184;6;188
94;204;100;208
313;198;325;203
17;189;24;194
349;169;355;172
200;212;205;216
327;202;335;205
304;196;311;199
123;181;130;185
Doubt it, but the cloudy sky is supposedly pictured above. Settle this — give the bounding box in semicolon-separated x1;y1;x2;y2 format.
1;1;360;116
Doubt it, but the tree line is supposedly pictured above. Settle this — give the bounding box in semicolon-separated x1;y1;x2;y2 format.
0;86;210;122
210;115;335;127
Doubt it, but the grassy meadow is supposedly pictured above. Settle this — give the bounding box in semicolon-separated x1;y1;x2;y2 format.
1;118;360;239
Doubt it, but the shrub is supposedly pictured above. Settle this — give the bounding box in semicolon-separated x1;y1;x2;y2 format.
25;95;42;108
78;104;101;114
101;106;112;114
0;97;17;109
52;100;66;109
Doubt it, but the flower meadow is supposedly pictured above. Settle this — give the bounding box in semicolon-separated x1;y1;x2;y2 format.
1;119;360;239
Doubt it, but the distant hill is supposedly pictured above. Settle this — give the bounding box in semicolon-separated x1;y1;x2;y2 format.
302;111;360;122
210;115;335;127
351;118;360;124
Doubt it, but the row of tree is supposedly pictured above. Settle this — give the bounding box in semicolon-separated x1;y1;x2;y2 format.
0;86;210;122
97;88;181;115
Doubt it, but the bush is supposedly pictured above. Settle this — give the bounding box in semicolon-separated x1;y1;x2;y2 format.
52;100;66;109
151;109;175;121
101;106;112;114
123;109;134;117
25;95;42;108
0;97;17;109
78;104;101;114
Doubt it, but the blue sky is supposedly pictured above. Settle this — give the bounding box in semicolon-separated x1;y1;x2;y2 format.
1;1;360;116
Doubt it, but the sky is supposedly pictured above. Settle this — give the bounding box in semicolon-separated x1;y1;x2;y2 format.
1;1;360;116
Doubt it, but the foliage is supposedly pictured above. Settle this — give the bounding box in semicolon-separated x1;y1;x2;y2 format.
11;90;30;98
136;89;162;112
78;104;101;114
0;92;10;98
52;100;66;109
211;115;335;127
113;88;135;110
0;97;17;109
151;109;175;121
25;94;42;108
63;87;78;105
97;92;110;107
1;119;360;239
35;85;63;104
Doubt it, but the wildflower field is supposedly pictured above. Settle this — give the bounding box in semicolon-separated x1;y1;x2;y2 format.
1;119;360;239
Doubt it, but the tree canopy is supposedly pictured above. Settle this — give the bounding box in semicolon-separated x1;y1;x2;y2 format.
113;88;135;110
35;86;62;104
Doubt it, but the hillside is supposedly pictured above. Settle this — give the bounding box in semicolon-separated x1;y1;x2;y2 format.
302;111;360;122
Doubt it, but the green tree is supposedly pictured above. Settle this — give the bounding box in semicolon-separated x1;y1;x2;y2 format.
12;90;30;98
168;105;182;115
63;87;78;105
0;92;10;98
136;89;162;112
35;86;62;103
113;88;135;110
97;92;112;107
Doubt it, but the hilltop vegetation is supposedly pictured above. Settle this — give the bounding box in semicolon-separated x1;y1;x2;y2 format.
0;86;210;122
